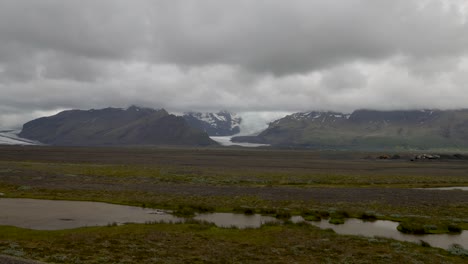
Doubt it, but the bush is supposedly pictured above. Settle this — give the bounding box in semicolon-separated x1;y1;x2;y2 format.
259;207;277;215
173;204;215;217
420;240;431;247
358;211;377;221
234;206;255;215
173;206;195;217
447;223;462;233
275;210;291;219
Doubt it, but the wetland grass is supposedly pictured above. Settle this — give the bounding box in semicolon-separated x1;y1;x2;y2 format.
0;146;467;262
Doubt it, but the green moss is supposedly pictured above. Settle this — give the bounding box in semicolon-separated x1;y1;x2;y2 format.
0;222;465;264
329;218;345;225
397;219;463;235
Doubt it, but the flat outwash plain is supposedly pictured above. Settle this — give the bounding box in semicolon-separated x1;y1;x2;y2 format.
0;146;467;263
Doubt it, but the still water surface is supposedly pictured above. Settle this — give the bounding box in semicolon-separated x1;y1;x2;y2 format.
0;198;466;250
291;216;468;250
0;198;181;230
417;186;468;191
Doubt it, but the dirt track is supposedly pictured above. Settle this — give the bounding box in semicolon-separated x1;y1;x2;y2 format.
1;164;467;208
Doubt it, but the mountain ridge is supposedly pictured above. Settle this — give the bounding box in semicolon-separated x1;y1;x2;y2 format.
19;106;217;146
232;109;468;150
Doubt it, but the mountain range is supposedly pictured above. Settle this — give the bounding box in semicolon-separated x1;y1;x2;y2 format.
18;106;217;146
10;107;468;150
232;109;468;150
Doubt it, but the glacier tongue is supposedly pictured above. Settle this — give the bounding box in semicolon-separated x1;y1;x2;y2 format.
0;130;40;145
211;136;269;147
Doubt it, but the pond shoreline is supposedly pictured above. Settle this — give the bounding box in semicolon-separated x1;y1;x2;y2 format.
0;198;466;251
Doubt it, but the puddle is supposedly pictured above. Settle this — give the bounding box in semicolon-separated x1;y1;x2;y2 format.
0;198;466;250
195;213;277;228
0;198;182;230
291;216;468;250
417;186;468;191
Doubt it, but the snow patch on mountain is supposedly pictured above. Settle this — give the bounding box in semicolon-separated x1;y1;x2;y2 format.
183;111;242;136
280;111;352;123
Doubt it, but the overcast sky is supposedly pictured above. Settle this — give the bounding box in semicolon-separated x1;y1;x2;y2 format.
1;0;468;129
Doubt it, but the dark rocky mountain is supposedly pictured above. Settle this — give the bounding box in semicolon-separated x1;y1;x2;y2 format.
183;111;241;136
232;109;468;150
19;106;217;146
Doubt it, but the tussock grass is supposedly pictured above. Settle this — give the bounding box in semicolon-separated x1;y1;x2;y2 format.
0;146;467;262
0;222;466;263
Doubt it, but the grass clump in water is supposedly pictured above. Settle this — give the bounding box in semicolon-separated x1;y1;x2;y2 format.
397;220;429;234
275;209;292;220
301;209;325;222
328;209;349;225
173;204;215;218
398;219;463;234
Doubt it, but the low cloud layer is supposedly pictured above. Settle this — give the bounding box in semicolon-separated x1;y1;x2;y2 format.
1;0;468;128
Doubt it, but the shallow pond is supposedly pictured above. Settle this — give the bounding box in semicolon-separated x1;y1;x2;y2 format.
291;216;468;250
417;186;468;191
195;212;277;228
0;198;466;250
0;198;182;230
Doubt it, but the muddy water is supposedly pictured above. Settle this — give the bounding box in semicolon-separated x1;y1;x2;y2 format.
195;213;277;228
1;198;467;250
291;216;468;250
417;186;468;191
0;198;182;230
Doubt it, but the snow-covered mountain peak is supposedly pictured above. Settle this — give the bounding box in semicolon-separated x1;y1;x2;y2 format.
281;111;351;122
183;111;242;136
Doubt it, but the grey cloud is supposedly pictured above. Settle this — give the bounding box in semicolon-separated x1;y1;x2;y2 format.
1;0;468;129
1;0;467;78
0;0;149;82
0;0;148;60
321;65;367;91
40;53;110;82
151;0;468;75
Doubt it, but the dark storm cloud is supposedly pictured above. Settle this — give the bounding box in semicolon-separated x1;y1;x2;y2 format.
151;0;468;75
1;0;468;128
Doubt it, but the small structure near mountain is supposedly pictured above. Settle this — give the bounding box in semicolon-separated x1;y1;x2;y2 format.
412;154;441;161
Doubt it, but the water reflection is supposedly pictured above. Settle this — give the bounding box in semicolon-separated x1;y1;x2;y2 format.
195;212;277;228
417;186;468;191
0;198;182;230
0;198;466;250
291;216;468;250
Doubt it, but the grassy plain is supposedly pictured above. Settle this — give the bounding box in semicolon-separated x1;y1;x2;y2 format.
0;146;467;263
